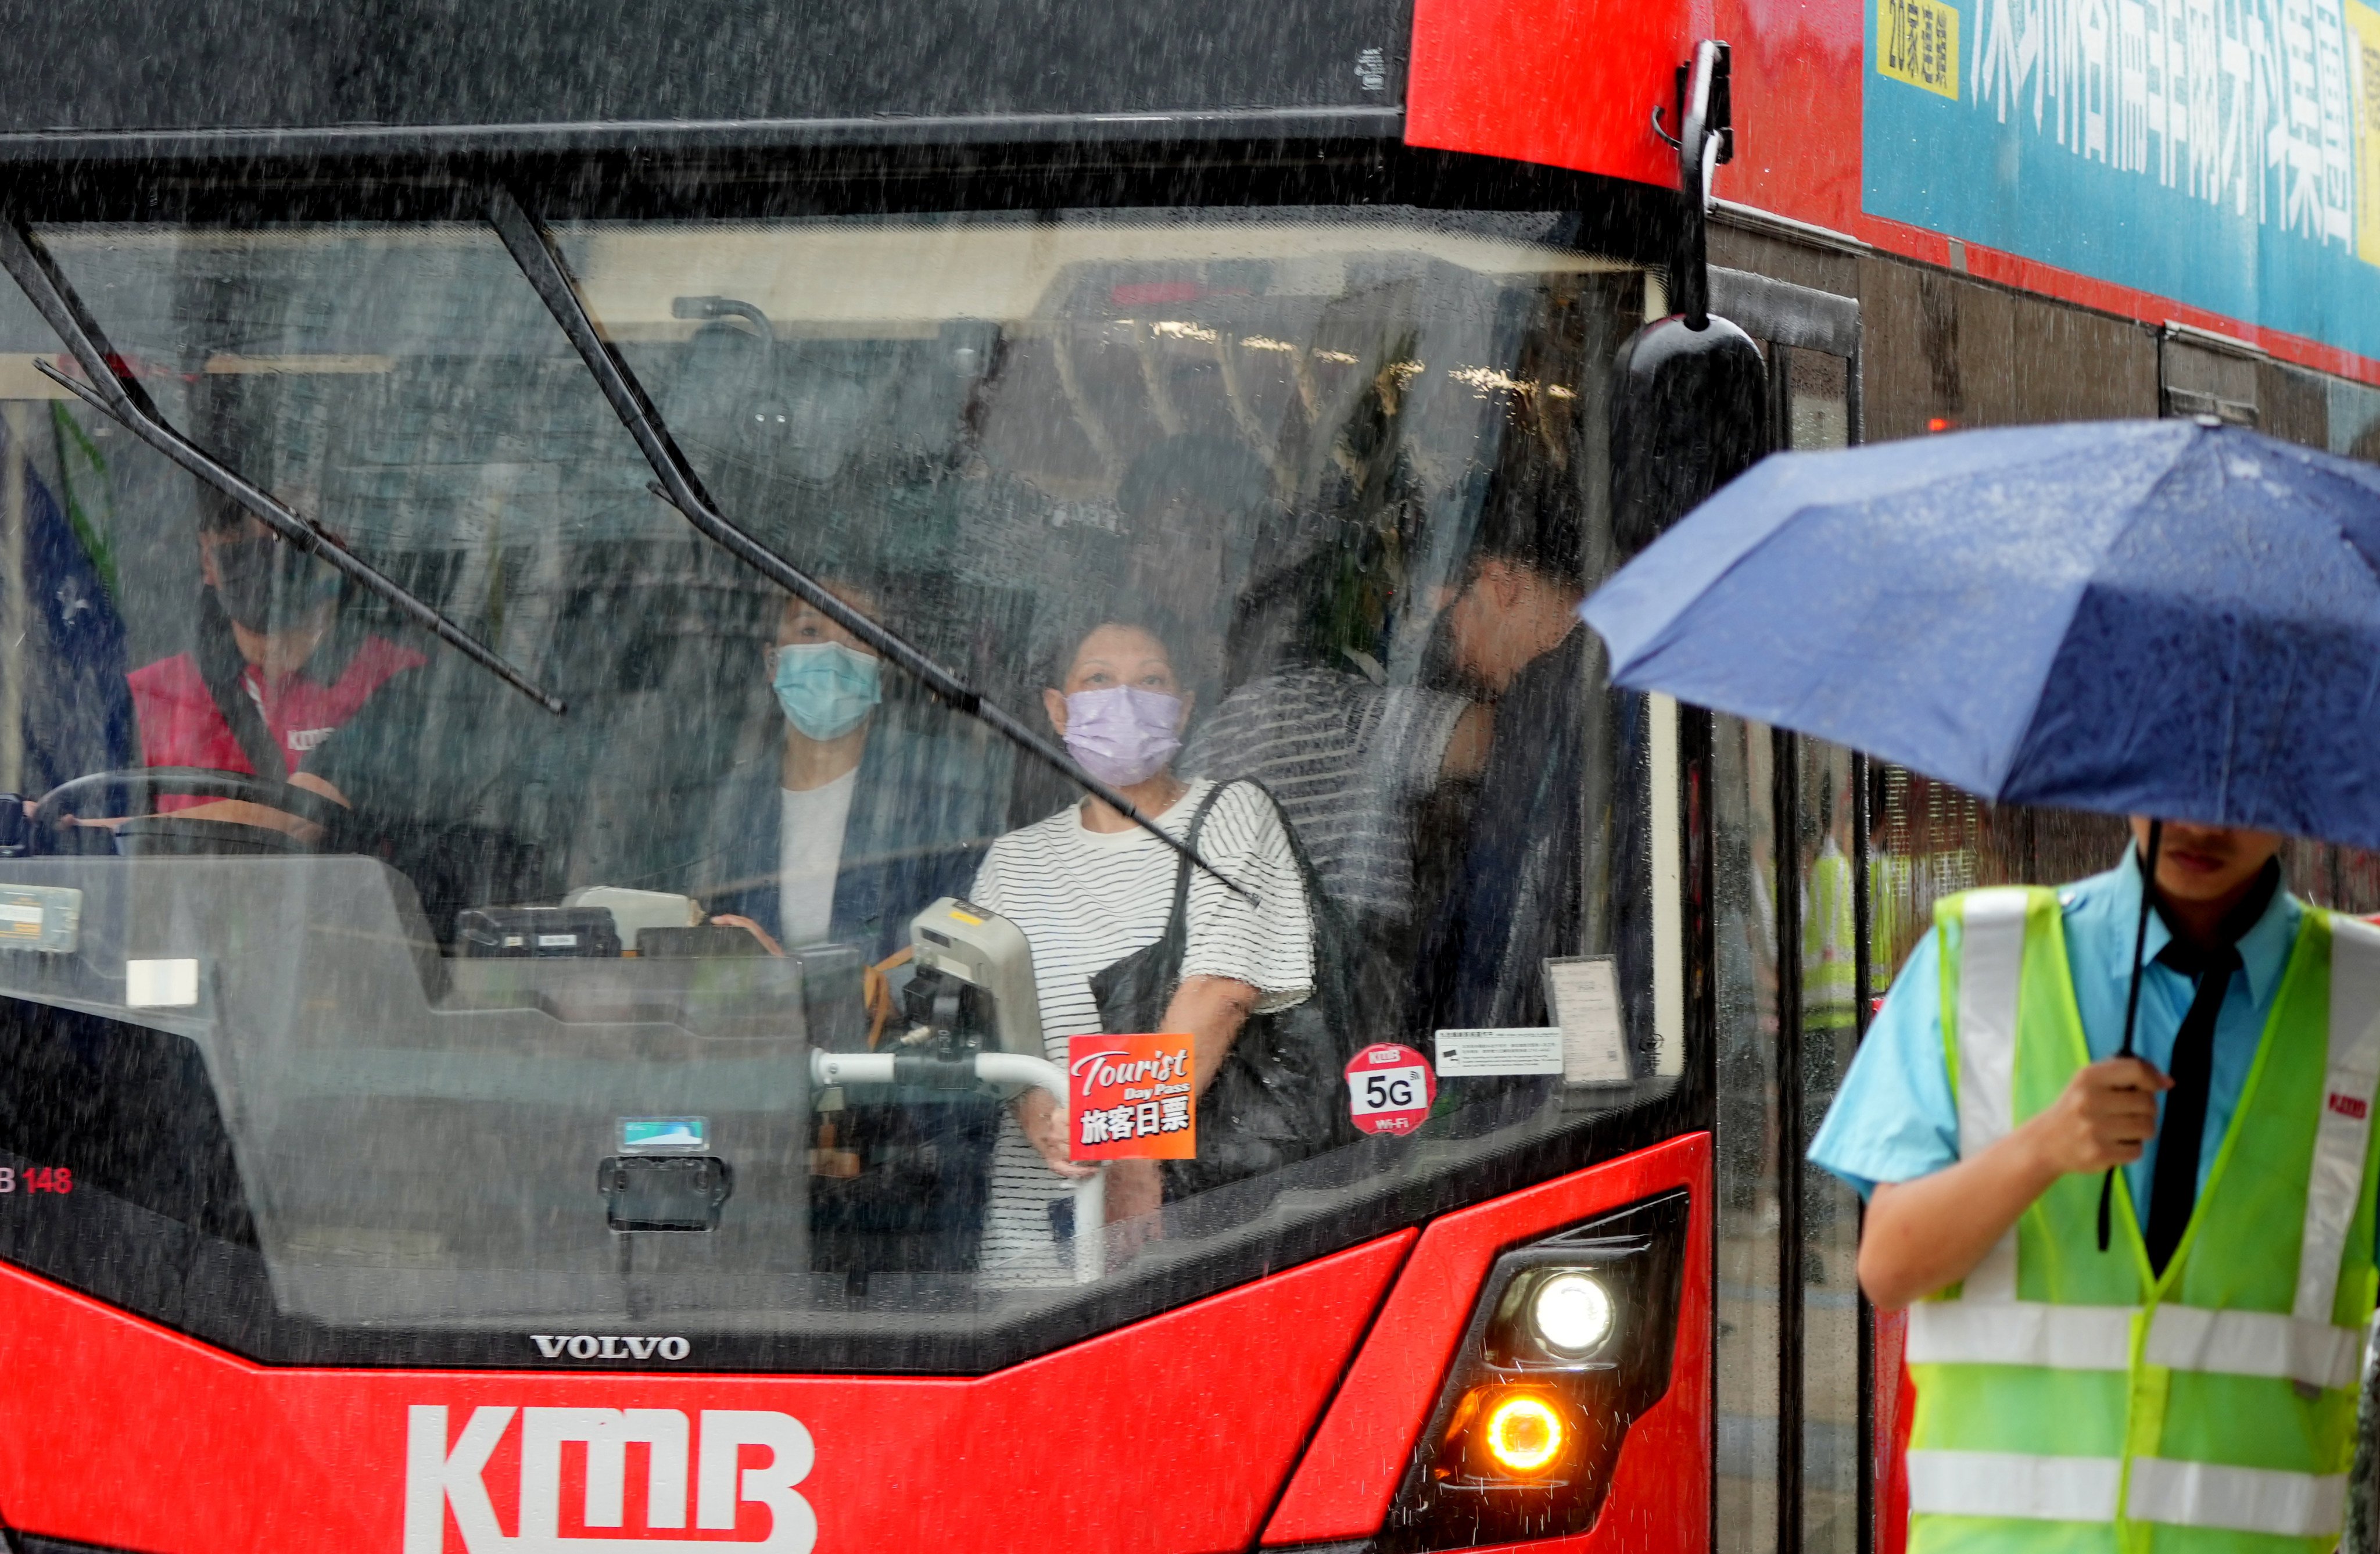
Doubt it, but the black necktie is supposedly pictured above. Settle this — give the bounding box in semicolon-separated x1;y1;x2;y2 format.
2143;940;2242;1276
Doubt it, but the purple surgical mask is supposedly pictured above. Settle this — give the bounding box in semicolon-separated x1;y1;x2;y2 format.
1063;686;1184;787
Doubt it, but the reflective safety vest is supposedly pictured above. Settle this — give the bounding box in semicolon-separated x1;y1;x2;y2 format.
1805;840;1859;1034
1872;848;1912;998
1906;886;2380;1554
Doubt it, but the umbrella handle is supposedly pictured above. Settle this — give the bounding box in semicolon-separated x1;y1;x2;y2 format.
2099;820;2164;1254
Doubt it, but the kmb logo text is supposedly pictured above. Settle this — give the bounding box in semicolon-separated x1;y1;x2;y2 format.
403;1404;814;1553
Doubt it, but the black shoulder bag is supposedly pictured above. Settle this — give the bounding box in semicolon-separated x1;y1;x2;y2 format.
1089;780;1385;1198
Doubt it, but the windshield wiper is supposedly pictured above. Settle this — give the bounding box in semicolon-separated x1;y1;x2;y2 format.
0;215;568;716
486;187;1253;901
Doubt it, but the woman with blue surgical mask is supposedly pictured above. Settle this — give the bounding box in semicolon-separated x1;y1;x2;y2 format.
698;580;1004;958
762;591;884;946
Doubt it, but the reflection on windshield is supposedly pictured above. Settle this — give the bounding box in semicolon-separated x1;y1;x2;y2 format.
0;210;1676;1355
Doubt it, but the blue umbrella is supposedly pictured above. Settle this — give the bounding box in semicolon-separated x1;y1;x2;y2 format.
1582;417;2380;1245
1580;418;2380;852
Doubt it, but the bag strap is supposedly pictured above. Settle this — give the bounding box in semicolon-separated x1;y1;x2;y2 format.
1182;778;1237;847
1145;778;1243;969
1234;778;1331;914
1155;776;1372;989
1202;775;1360;948
193;588;289;785
1171;775;1368;933
1160;779;1239;932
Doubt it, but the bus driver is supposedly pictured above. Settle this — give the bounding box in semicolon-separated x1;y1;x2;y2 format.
107;497;424;843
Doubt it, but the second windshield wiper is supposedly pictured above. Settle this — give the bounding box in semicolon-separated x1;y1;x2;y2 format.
0;215;567;716
486;187;1254;901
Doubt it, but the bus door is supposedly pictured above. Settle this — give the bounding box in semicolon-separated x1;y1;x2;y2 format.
1690;268;1879;1554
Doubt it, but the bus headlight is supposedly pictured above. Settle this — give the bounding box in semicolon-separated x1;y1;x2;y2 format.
1382;1189;1688;1553
1530;1270;1615;1356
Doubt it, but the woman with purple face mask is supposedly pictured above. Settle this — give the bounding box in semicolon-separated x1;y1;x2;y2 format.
969;618;1315;1284
1043;622;1195;809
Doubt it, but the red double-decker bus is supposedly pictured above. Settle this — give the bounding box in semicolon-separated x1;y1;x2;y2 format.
5;0;2380;1551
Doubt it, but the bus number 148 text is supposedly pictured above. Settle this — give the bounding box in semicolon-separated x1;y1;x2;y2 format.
0;1167;71;1194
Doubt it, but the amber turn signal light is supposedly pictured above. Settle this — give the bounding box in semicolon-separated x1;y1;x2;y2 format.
1480;1392;1567;1474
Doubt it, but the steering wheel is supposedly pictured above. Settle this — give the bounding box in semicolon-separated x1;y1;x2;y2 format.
33;767;351;842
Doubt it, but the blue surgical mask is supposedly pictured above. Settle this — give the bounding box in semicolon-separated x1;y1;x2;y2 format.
771;642;882;740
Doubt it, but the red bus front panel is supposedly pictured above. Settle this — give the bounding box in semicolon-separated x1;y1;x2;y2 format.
1266;1133;1710;1548
0;1233;1411;1551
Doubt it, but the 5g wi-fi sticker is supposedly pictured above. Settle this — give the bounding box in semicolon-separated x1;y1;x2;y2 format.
1345;1043;1435;1136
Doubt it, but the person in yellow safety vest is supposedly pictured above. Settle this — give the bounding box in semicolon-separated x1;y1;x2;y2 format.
1869;846;1910;997
1804;777;1907;1032
1808;819;2380;1552
1800;826;1862;1254
1805;830;1859;1037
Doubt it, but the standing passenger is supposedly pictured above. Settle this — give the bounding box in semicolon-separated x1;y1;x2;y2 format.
1182;667;1485;949
970;613;1312;1283
1408;480;1592;1035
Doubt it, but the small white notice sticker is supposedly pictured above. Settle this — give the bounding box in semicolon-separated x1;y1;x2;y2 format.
1434;1027;1564;1076
125;958;200;1009
1544;956;1632;1085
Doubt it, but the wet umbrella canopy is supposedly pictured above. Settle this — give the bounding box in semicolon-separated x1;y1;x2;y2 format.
1582;418;2380;851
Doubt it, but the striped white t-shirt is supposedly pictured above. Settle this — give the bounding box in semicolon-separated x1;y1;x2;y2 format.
969;778;1315;1284
1181;668;1469;928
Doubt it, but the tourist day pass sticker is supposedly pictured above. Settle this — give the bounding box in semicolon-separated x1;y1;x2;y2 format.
1346;1042;1436;1135
1069;1032;1197;1161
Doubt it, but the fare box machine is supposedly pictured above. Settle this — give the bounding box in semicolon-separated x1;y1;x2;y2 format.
812;898;1107;1280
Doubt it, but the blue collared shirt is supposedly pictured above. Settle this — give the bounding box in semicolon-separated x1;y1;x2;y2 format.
1808;851;2304;1235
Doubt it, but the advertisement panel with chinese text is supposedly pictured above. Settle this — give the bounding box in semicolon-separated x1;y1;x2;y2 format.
1707;0;2380;382
1865;0;2380;361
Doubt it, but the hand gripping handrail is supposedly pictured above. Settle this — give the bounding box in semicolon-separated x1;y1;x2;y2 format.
810;1048;1107;1281
484;185;1251;901
0;214;567;715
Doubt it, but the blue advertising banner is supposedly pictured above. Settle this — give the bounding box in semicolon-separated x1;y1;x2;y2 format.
1864;0;2380;362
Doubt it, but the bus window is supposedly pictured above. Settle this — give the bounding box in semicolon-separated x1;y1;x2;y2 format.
0;209;1692;1369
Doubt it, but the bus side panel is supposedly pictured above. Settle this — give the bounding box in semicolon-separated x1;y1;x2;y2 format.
1403;0;1686;188
1263;1132;1712;1547
0;1232;1414;1552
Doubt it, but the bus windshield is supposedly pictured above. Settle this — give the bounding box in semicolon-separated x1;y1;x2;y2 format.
0;206;1684;1370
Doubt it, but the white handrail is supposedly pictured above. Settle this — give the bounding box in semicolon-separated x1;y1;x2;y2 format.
810;1048;1105;1282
